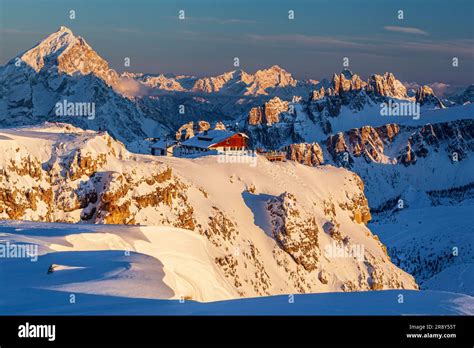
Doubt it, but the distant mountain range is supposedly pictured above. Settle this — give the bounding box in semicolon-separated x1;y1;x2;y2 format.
0;26;473;299
1;26;472;144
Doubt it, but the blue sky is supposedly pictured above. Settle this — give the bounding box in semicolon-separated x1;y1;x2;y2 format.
0;0;473;85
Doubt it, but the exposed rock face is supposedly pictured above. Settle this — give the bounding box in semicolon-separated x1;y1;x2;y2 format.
192;69;253;94
192;65;300;96
176;122;194;141
0;151;53;220
332;70;365;96
415;85;445;108
311;87;326;100
303;71;408;139
299;119;474;169
214;121;226;130
17;26;118;86
347;124;399;162
267;192;321;271
260;176;409;291
197;120;211;132
175;120;211;141
0;125;194;228
0;123;418;298
282;119;472;190
285;143;324;166
307;71;408;122
376;123;401;142
326;132;351;166
139;74;186;91
246;74;469;158
398;119;474;166
367;72;408;99
325;124;402;166
0;26;164;143
203;207;238;247
338;176;372;225
248;107;264;126
398;143;417;166
247;124;302;150
310;70;365;100
57;36;120;88
245;97;300;148
263;97;289;125
248;97;289;126
281;119;473;213
252;65;298;92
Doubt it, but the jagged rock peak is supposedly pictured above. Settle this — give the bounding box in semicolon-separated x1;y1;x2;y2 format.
247;96;289;126
56;25;74;35
367;72;408;99
415;85;445;108
332;70;365;95
18;26;78;72
284;143;324;166
260;64;287;73
16;25;119;87
214;121;226;130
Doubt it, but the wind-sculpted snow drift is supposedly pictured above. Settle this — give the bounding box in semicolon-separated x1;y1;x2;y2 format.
1;221;473;315
0;123;417;302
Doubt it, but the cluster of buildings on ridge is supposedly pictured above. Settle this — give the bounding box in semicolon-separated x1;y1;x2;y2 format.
149;129;287;162
150;129;249;157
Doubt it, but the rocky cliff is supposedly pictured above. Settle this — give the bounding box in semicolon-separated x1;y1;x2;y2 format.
0;123;418;298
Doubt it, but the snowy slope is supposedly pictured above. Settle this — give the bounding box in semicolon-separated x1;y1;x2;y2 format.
0;123;418;301
278;118;474;296
372;203;474;296
1;221;472;315
245;105;473;297
0;221;234;302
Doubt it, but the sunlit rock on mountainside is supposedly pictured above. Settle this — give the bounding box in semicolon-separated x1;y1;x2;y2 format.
0;123;418;300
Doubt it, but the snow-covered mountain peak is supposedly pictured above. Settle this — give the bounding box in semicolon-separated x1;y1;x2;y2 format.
191;65;299;96
266;64;286;71
57;25;74;35
254;64;291;77
18;26;78;72
15;26;119;87
254;64;296;82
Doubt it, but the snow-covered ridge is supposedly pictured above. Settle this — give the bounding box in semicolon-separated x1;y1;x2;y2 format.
10;26;119;87
372;203;474;296
17;26;77;73
0;123;417;301
1;221;472;314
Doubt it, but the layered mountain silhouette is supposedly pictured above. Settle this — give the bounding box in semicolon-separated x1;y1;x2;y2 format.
1;26;470;144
